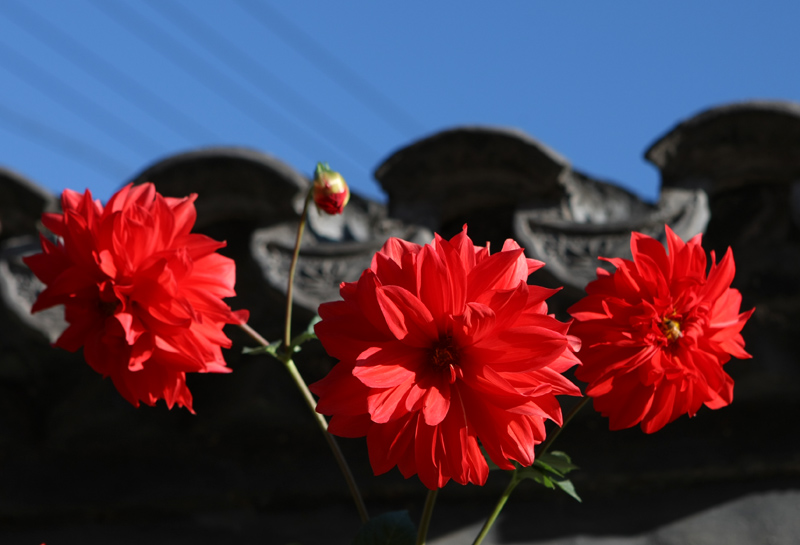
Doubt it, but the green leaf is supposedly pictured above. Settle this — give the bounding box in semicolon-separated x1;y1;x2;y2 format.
351;511;416;545
552;476;582;503
537;451;579;476
519;466;554;488
515;451;582;502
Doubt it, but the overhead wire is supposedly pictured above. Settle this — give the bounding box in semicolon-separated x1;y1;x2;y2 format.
2;0;222;144
234;0;425;138
0;101;130;178
87;0;368;178
143;0;381;162
0;35;164;157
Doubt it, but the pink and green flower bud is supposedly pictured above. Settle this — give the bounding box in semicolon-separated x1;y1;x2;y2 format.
312;163;350;215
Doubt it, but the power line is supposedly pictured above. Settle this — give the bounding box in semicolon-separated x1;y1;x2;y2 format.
2;0;222;144
0;36;165;158
234;0;425;138
0;101;129;178
143;0;380;161
87;0;367;178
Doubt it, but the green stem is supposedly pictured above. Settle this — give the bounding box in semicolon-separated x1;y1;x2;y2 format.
417;488;439;545
239;321;369;523
238;185;370;524
284;188;314;348
472;395;591;545
283;357;370;524
537;396;592;458
471;472;521;545
238;321;270;347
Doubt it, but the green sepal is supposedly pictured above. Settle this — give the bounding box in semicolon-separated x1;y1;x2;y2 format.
517;451;581;502
242;339;283;360
315;162;335;178
351;510;416;545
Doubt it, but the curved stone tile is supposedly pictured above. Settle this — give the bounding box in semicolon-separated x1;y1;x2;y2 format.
646;100;800;193
126;147;309;229
375;126;570;235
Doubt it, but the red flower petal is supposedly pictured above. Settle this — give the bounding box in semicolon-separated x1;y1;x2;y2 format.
376;285;438;347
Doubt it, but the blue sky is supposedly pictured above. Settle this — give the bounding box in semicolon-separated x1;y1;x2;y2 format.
1;1;798;205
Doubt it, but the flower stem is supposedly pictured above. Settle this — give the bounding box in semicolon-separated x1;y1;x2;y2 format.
238;321;270;347
472;395;591;545
284;187;368;522
284;188;314;348
537;396;592;458
417;488;439;545
239;185;369;523
471;472;521;545
283;357;370;524
237;321;369;523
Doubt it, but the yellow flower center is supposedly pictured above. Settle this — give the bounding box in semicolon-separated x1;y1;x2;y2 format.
660;316;682;343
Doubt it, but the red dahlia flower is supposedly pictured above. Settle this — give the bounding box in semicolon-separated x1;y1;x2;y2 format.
568;226;754;434
24;183;248;412
310;226;581;490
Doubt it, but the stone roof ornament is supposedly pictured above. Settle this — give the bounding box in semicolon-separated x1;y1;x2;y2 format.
375;127;569;247
251;191;431;320
514;173;709;292
376;126;710;294
127;147;309;229
646;100;800;193
646;101;800;368
128;147;432;320
0;168;66;343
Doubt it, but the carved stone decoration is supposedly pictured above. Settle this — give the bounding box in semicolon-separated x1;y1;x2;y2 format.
251;194;432;318
1;238;68;344
0;170;66;343
375;126;710;298
514;175;710;292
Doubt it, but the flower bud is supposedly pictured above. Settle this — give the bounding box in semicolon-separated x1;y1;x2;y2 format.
312;162;350;215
